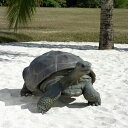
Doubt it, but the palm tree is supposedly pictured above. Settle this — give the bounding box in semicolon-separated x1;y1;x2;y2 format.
7;0;38;30
99;0;114;50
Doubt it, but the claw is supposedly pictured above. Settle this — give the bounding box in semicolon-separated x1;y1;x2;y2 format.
25;93;32;96
37;105;47;114
38;107;42;113
38;107;46;114
95;102;99;106
98;101;101;105
21;91;32;96
21;93;32;97
88;101;101;106
41;111;46;115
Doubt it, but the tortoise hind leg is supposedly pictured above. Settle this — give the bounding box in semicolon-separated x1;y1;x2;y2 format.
20;84;32;96
37;83;62;113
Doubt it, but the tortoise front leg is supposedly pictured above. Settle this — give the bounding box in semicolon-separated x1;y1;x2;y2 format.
37;83;62;113
83;78;101;106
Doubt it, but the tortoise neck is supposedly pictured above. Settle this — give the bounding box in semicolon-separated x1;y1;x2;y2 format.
69;68;84;80
59;68;84;89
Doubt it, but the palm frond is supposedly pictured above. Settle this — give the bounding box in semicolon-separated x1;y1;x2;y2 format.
7;0;38;31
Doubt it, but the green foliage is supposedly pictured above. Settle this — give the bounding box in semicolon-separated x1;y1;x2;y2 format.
114;0;128;8
40;0;67;7
76;0;100;8
0;0;8;6
66;0;77;7
42;0;61;7
7;0;38;30
57;0;67;7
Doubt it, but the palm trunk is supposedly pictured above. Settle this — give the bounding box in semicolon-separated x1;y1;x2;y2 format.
99;0;114;50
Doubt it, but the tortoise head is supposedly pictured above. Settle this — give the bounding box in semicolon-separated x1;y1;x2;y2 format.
75;61;91;75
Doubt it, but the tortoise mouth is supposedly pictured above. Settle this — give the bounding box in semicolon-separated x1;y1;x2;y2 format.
82;69;90;74
80;67;91;74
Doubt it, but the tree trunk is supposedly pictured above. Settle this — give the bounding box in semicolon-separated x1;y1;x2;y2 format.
99;0;114;50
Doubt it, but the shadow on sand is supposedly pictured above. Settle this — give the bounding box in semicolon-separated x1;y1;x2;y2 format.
1;41;128;51
1;42;98;50
115;47;128;51
0;88;88;113
0;49;36;60
0;49;36;62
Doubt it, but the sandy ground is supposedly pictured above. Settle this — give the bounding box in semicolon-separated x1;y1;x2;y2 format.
0;41;128;128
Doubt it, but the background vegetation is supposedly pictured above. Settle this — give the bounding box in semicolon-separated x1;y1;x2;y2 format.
0;8;128;43
0;0;128;8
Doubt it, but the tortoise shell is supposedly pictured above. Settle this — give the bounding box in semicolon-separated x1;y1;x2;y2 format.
23;51;84;91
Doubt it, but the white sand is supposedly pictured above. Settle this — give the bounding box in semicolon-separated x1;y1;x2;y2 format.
0;41;128;128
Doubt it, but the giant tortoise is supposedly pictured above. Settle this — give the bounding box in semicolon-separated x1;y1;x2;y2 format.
21;51;101;113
